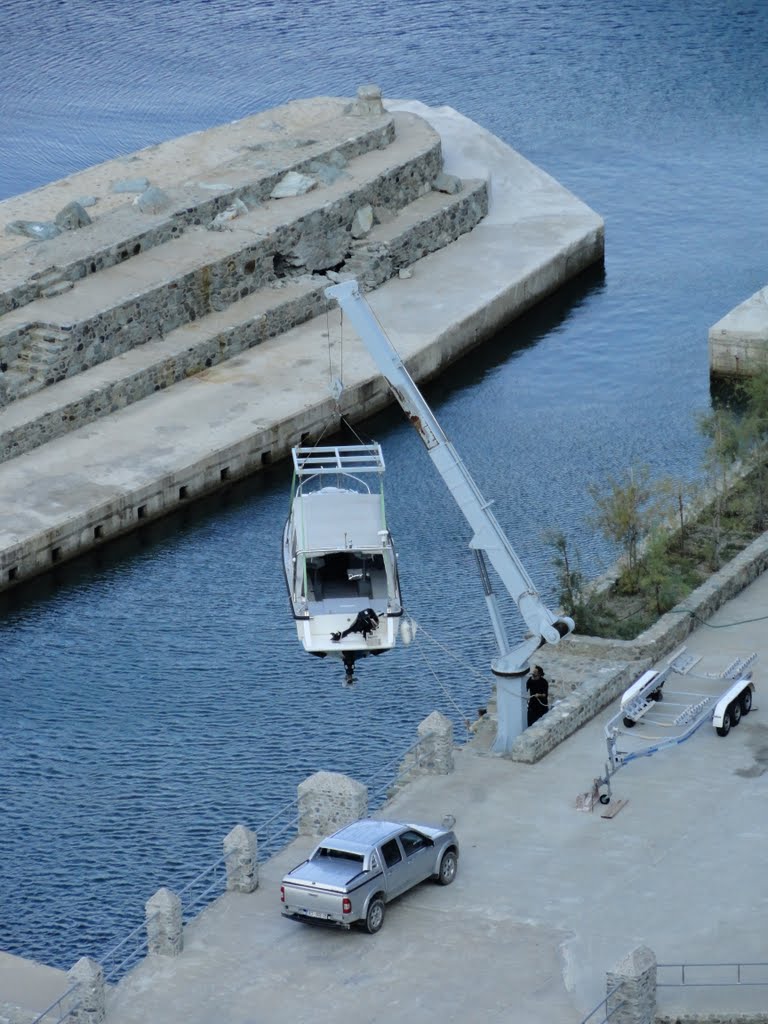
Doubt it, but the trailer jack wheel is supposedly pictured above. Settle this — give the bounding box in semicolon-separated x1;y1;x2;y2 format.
599;793;611;805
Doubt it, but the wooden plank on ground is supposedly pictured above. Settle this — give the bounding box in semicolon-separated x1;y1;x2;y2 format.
600;798;628;819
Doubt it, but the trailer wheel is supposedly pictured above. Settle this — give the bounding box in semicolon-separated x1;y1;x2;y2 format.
363;897;385;934
740;688;753;715
651;689;663;701
623;717;636;728
731;699;742;727
716;708;732;737
599;793;611;805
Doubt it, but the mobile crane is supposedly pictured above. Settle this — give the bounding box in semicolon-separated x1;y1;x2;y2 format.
325;279;574;749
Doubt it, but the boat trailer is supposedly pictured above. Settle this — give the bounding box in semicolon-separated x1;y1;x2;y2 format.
593;647;757;805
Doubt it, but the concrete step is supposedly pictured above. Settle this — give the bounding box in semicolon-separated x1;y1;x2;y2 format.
0;176;487;463
0;96;398;316
0;111;443;406
41;279;75;298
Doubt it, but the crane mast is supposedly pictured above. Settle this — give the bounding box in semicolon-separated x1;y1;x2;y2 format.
325;280;574;717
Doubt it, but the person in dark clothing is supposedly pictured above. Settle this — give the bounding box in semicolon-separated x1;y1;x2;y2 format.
526;664;549;727
331;607;379;642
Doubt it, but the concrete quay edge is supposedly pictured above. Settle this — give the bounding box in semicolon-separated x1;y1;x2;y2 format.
709;282;768;378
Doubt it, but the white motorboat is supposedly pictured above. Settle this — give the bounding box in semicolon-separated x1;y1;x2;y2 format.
282;443;403;681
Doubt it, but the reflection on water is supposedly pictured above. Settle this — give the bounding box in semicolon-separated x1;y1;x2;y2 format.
1;0;767;969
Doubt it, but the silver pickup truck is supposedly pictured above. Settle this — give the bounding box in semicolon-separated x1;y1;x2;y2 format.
280;818;459;933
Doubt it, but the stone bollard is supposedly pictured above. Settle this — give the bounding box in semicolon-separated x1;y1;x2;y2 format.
224;823;258;893
606;945;657;1024
398;710;455;785
145;886;183;956
66;957;105;1024
349;83;385;116
297;770;368;836
417;710;455;774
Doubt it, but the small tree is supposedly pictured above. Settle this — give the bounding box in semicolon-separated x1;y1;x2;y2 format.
542;528;583;612
637;528;679;616
587;464;656;591
543;528;607;636
655;475;701;556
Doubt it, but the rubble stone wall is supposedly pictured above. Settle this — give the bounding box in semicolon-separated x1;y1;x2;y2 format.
0;120;396;318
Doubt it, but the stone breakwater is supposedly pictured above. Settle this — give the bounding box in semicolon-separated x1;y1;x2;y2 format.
0;86;603;594
0;91;483;449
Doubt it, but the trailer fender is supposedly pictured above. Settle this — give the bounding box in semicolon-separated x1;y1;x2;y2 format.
712;678;754;732
620;670;660;711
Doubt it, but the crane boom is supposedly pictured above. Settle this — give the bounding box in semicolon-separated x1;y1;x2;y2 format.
325;279;574;681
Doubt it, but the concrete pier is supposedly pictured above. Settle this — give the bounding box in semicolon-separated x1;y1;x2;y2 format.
98;565;768;1024
0;88;603;592
709;283;768;377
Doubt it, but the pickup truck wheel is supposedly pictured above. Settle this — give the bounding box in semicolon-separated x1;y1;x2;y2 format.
740;688;752;715
436;849;458;885
363;897;385;934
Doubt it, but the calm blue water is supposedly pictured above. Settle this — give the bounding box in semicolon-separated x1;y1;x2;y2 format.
1;0;767;971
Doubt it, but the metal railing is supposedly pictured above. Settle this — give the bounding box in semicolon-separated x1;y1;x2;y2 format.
658;960;768;987
577;983;625;1024
100;913;155;984
366;737;424;808
580;961;768;1024
254;797;300;860
29;983;80;1024
177;855;228;923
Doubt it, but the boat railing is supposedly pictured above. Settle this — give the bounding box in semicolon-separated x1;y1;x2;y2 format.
295;470;375;496
292;443;385;478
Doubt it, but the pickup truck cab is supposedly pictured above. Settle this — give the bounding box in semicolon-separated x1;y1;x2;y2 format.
280;818;459;933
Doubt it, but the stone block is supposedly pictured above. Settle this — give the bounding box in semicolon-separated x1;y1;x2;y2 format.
606;944;656;1024
223;823;259;893
145;886;183;956
66;957;105;1024
297;770;367;836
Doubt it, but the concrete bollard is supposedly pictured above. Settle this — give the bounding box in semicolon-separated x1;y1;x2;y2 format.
66;957;105;1024
349;83;384;117
397;710;455;786
606;945;657;1024
224;823;259;893
417;710;455;774
297;770;368;836
145;886;183;956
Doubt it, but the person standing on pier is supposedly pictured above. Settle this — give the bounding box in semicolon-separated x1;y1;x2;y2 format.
526;665;549;727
